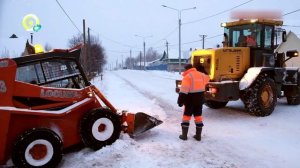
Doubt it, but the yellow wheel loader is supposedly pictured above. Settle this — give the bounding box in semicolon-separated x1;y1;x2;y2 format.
176;19;299;116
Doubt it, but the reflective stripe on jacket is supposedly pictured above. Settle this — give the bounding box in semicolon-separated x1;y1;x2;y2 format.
179;68;209;94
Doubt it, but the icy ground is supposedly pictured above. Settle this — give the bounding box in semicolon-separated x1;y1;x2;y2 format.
60;70;300;168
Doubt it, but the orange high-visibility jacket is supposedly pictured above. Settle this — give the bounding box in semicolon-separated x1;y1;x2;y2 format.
179;68;210;94
247;36;256;46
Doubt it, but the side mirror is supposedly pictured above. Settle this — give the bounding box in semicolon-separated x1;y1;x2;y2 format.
222;33;229;47
282;31;287;42
286;50;299;58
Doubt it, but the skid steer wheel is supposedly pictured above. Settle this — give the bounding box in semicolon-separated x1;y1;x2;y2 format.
244;74;277;117
80;108;121;150
12;128;63;168
205;100;228;109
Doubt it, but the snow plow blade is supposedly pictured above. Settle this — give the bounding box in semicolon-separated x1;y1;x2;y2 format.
124;112;163;137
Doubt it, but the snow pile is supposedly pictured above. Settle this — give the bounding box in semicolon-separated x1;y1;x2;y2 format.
60;69;300;168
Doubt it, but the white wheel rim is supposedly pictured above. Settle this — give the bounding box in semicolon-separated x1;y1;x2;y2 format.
25;139;54;166
92;118;114;141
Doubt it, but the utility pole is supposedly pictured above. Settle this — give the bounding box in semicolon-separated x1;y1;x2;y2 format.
135;35;152;70
166;40;169;71
82;20;87;74
122;55;124;69
116;59;118;70
87;27;91;75
143;41;146;69
200;34;207;49
139;51;142;70
130;49;132;69
166;40;169;59
83;19;86;44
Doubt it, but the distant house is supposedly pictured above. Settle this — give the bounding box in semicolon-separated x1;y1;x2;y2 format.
146;51;189;72
275;31;300;67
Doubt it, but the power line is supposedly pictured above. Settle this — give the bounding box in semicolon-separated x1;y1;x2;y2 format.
106;49;139;54
55;0;81;33
150;26;178;46
283;9;300;16
183;0;254;25
89;28;138;49
174;34;223;46
283;25;300;28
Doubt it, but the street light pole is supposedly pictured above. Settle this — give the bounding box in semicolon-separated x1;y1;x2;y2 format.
143;41;146;68
135;34;152;70
179;16;181;73
162;5;196;74
30;33;33;44
164;39;169;71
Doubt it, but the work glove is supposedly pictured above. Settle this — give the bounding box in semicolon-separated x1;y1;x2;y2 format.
177;93;186;107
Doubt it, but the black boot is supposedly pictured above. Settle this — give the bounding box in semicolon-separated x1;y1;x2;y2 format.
179;126;189;140
193;127;202;141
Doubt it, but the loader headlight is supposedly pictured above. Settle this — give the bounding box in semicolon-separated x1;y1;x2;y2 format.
200;58;205;64
209;87;218;94
269;56;275;66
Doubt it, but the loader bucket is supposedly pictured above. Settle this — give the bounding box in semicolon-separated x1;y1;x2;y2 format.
124;112;163;137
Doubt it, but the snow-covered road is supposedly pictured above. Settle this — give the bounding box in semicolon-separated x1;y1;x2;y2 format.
60;70;300;168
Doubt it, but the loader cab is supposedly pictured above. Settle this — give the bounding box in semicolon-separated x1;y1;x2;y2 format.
222;19;284;67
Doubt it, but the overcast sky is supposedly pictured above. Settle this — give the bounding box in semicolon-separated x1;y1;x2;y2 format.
0;0;299;64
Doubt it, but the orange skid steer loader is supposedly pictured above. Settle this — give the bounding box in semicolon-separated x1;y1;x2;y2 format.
0;45;162;167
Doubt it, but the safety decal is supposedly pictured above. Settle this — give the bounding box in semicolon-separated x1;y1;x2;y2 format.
41;89;81;98
0;80;7;93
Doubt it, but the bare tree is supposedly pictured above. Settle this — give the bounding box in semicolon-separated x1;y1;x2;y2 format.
68;34;106;79
44;43;52;52
1;48;10;58
125;57;136;69
68;34;83;48
146;47;161;62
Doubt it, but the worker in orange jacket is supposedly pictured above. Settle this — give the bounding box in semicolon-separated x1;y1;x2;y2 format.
246;32;257;47
177;64;210;141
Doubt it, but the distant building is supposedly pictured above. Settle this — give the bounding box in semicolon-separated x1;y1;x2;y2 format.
275;31;300;67
146;51;188;71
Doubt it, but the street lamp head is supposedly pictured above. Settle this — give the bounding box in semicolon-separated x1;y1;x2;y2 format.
9;34;18;38
162;5;167;7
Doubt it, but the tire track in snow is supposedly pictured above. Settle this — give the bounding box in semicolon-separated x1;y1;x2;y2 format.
112;71;181;125
112;72;178;112
111;72;240;168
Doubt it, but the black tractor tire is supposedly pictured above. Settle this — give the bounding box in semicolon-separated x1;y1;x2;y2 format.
287;96;300;105
287;72;300;105
80;108;121;150
205;100;228;109
243;74;277;117
12;128;63;168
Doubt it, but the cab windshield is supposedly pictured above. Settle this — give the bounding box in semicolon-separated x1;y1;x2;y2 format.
224;24;262;48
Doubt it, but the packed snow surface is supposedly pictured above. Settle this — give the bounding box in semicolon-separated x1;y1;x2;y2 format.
60;70;300;168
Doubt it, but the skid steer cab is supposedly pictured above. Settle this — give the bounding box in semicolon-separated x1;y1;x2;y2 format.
0;45;162;167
